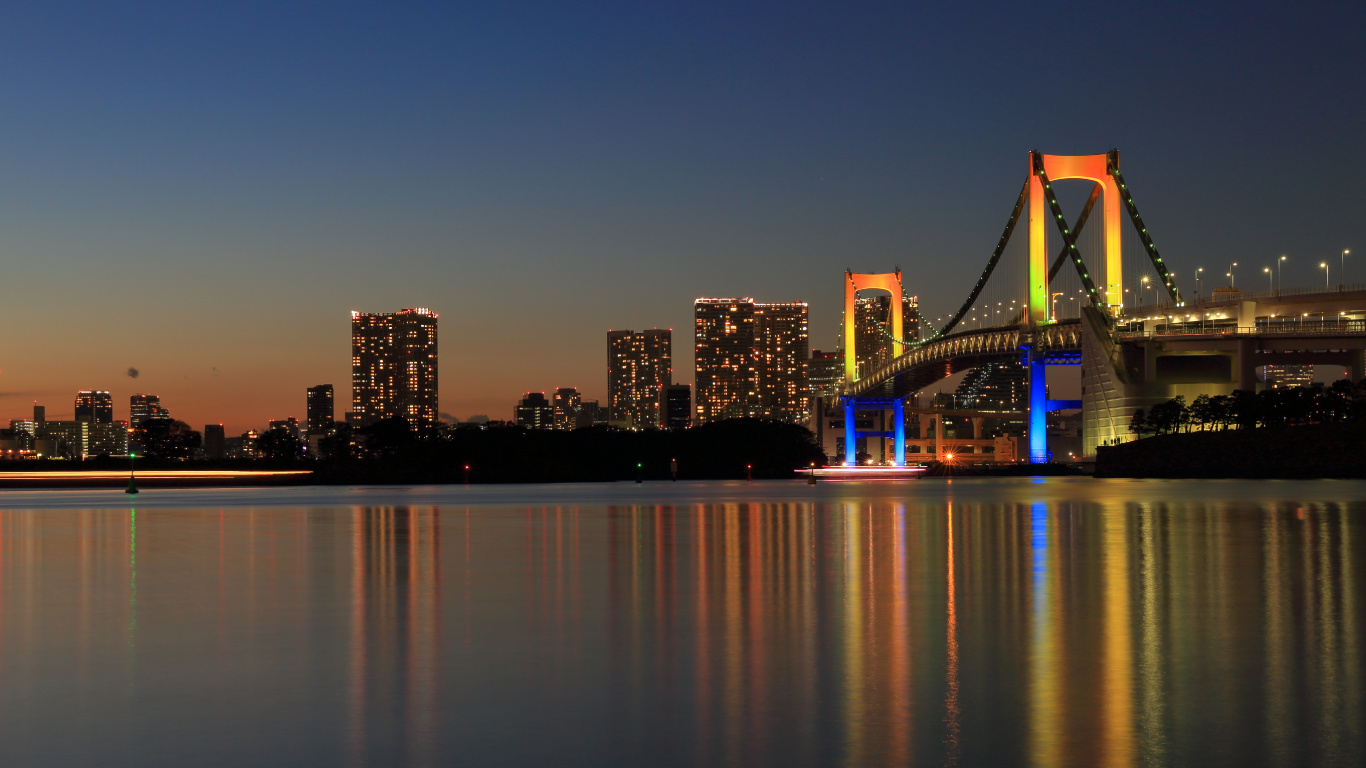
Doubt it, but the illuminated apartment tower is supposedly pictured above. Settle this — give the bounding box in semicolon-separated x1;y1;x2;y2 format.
754;302;810;422
852;293;919;376
694;298;758;423
607;329;671;429
74;390;114;424
351;308;439;431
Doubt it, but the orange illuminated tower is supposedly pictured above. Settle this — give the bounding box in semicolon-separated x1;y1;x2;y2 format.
351;308;438;431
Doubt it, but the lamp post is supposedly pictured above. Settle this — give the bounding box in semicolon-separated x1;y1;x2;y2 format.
1321;262;1329;290
1051;292;1062;321
1196;268;1203;299
1264;266;1273;293
1229;262;1238;289
1278;255;1286;295
1141;275;1150;307
1342;249;1350;289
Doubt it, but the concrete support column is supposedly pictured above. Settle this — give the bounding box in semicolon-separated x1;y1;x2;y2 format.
893;399;905;467
934;415;943;461
1237;338;1258;392
844;399;856;467
1028;349;1048;464
1352;349;1366;383
972;417;984;440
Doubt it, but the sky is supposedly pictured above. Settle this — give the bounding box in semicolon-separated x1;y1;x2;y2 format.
1;1;1363;432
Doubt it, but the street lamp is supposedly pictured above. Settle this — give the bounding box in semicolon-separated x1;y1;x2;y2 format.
1229;262;1238;288
1141;275;1150;306
1342;249;1350;288
1051;292;1062;321
1196;267;1203;298
1264;266;1272;293
1321;262;1330;290
1278;255;1286;295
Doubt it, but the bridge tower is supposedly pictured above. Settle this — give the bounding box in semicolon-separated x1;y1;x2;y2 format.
840;270;908;467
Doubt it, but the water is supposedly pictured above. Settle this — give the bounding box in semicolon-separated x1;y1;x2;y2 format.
0;478;1362;767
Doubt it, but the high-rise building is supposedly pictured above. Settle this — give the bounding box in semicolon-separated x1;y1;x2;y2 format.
694;298;758;423
204;424;226;459
607;329;671;429
33;404;45;423
306;384;335;433
754;302;809;423
75;390;114;424
808;350;842;396
552;387;581;431
129;394;165;427
351;308;439;431
852;293;920;376
659;384;692;429
515;392;554;430
269;417;301;441
955;361;1027;411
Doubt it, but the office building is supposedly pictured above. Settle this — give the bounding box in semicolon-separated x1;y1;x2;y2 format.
269;417;301;441
754;302;809;422
8;420;36;450
306;385;335;433
552;387;581;431
75;390;114;424
88;422;129;457
659;384;692;429
808;350;841;397
35;420;89;459
607;329;671;429
204;424;226;459
694;298;758;423
1261;364;1313;388
130;394;167;427
351;308;439;431
575;400;610;429
515;392;554;430
33;404;45;423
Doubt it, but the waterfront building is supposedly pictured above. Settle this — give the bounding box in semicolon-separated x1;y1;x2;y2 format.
306;385;334;433
351;308;439;431
75;390;114;424
754;302;809;423
659;384;692;429
552;387;582;430
607;329;671;429
269;417;301;441
694;298;758;423
574;400;610;429
515;392;554;430
35;420;88;459
8;420;36;450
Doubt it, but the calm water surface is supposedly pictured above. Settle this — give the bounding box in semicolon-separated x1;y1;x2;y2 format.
0;478;1362;767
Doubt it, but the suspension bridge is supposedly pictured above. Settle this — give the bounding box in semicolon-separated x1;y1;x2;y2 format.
834;150;1366;466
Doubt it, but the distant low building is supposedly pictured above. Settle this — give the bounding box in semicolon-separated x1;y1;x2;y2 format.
88;422;130;457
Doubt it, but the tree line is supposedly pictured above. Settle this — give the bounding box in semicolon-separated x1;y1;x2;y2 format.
1129;379;1366;436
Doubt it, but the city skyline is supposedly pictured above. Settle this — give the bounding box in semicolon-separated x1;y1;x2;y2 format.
0;3;1361;432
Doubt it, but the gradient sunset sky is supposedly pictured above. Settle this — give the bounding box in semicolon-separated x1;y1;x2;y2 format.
2;1;1362;432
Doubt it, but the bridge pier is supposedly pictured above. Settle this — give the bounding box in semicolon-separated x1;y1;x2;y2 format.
841;397;907;468
1028;348;1048;464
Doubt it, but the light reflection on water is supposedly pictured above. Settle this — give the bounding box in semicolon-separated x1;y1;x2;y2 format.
0;480;1362;767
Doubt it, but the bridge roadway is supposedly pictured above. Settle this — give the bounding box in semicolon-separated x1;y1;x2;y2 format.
845;318;1083;399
